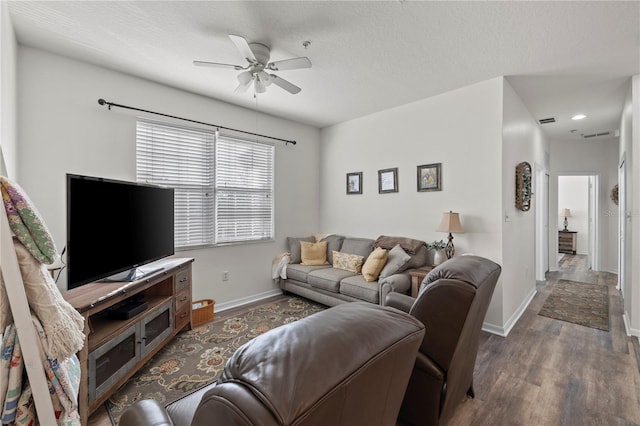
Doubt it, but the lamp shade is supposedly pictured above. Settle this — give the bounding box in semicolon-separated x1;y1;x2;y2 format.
436;211;464;233
560;208;572;218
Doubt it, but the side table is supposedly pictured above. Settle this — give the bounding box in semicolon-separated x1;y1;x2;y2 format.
408;265;435;298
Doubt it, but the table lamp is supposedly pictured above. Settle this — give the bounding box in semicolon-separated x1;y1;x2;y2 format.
436;211;464;259
560;208;572;231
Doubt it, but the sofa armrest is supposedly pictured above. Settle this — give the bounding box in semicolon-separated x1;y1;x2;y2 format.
378;272;410;306
119;399;174;426
385;292;415;313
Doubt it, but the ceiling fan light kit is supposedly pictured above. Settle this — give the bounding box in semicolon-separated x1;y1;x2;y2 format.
195;34;311;95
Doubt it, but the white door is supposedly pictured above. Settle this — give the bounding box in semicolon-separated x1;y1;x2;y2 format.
535;167;549;280
618;159;626;292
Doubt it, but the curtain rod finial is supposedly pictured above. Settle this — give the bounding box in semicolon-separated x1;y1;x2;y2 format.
98;98;106;105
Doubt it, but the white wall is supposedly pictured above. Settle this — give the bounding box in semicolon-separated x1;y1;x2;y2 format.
501;79;548;332
17;46;322;308
551;138;619;272
0;3;17;178
620;74;640;337
320;78;506;329
558;176;589;254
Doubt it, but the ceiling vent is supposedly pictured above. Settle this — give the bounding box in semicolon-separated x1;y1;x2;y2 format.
582;131;611;139
538;117;556;124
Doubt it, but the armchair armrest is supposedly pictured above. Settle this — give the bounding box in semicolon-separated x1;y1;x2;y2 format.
119;399;174;426
385;292;415;313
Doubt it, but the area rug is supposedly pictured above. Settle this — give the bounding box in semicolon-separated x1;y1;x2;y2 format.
538;279;609;331
105;296;325;424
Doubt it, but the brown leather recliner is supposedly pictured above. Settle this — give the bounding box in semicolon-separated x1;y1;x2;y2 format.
386;255;501;426
119;302;425;426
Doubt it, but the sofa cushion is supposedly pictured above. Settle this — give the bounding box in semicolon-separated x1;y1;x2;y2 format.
379;244;411;279
341;237;374;258
287;236;316;263
340;275;379;304
333;251;365;273
321;235;345;264
301;241;329;265
362;247;388;282
308;268;357;293
286;264;331;283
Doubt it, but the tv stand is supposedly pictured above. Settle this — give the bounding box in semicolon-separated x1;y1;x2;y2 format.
63;257;194;425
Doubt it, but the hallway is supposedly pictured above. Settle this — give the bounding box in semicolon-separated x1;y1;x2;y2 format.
449;254;640;425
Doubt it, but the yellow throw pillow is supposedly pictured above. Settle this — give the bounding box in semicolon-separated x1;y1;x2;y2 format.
300;241;329;265
362;247;388;282
333;250;365;273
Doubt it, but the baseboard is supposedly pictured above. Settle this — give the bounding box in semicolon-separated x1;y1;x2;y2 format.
623;312;640;338
599;266;618;274
215;289;283;313
482;287;537;337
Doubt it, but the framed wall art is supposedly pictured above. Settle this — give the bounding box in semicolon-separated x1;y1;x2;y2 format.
378;168;398;193
346;172;362;194
417;163;442;192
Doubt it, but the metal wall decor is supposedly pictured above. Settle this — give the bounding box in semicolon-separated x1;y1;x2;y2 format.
515;161;532;211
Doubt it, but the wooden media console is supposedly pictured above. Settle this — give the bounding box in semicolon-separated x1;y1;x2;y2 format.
62;257;194;424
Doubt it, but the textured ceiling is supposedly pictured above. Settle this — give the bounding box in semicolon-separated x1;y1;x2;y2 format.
7;1;640;140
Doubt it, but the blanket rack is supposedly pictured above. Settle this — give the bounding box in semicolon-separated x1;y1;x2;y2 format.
0;205;56;424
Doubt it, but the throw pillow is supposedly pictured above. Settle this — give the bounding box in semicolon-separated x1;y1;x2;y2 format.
361;247;388;282
378;244;411;280
300;241;329;265
333;250;365;273
287;236;315;264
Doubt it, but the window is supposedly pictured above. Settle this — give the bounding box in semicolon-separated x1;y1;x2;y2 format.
136;120;274;249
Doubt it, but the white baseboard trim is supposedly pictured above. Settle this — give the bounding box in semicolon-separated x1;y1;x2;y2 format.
623;312;640;338
481;287;537;337
215;289;283;313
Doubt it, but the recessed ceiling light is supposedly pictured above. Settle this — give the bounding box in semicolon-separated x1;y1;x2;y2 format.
571;114;587;120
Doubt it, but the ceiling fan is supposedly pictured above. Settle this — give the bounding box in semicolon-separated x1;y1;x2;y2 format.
194;34;312;95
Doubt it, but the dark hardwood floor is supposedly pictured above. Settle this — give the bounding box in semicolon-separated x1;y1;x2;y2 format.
448;254;640;425
90;255;640;425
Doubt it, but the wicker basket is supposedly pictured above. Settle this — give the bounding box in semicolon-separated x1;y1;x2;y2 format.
192;299;215;326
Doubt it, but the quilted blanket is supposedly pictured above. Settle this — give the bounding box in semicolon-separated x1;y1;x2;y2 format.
0;315;81;425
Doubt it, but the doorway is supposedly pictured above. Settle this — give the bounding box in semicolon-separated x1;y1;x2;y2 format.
557;174;599;270
535;168;549;280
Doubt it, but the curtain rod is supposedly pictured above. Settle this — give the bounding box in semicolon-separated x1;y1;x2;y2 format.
97;98;297;145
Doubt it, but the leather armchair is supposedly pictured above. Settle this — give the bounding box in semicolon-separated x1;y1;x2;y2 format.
120;302;425;426
386;255;501;426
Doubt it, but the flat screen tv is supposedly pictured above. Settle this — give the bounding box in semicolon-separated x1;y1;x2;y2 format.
66;174;175;289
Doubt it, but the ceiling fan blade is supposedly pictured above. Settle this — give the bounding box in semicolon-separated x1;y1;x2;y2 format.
268;57;312;71
270;74;302;94
193;60;244;70
229;34;256;63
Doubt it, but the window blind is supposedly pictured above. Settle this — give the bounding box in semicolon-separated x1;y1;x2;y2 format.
137;120;214;248
136;119;275;249
215;137;274;244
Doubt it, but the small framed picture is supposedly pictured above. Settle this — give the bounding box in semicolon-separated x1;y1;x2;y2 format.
378;168;398;194
346;172;362;194
417;163;442;192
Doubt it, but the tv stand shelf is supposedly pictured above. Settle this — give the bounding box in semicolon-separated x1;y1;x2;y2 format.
62;257;194;425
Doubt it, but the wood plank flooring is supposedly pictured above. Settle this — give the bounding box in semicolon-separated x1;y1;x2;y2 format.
447;254;640;425
89;255;640;425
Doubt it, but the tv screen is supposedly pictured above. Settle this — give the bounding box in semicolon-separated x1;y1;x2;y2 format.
67;174;175;289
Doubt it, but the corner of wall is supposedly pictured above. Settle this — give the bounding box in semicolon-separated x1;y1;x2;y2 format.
0;2;18;179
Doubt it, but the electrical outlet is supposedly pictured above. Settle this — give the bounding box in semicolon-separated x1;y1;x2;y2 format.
222;271;229;281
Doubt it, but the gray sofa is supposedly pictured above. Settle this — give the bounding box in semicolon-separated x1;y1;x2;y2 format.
279;235;429;306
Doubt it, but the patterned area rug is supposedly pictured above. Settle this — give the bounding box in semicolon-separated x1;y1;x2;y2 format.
106;296;325;424
538;279;609;331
